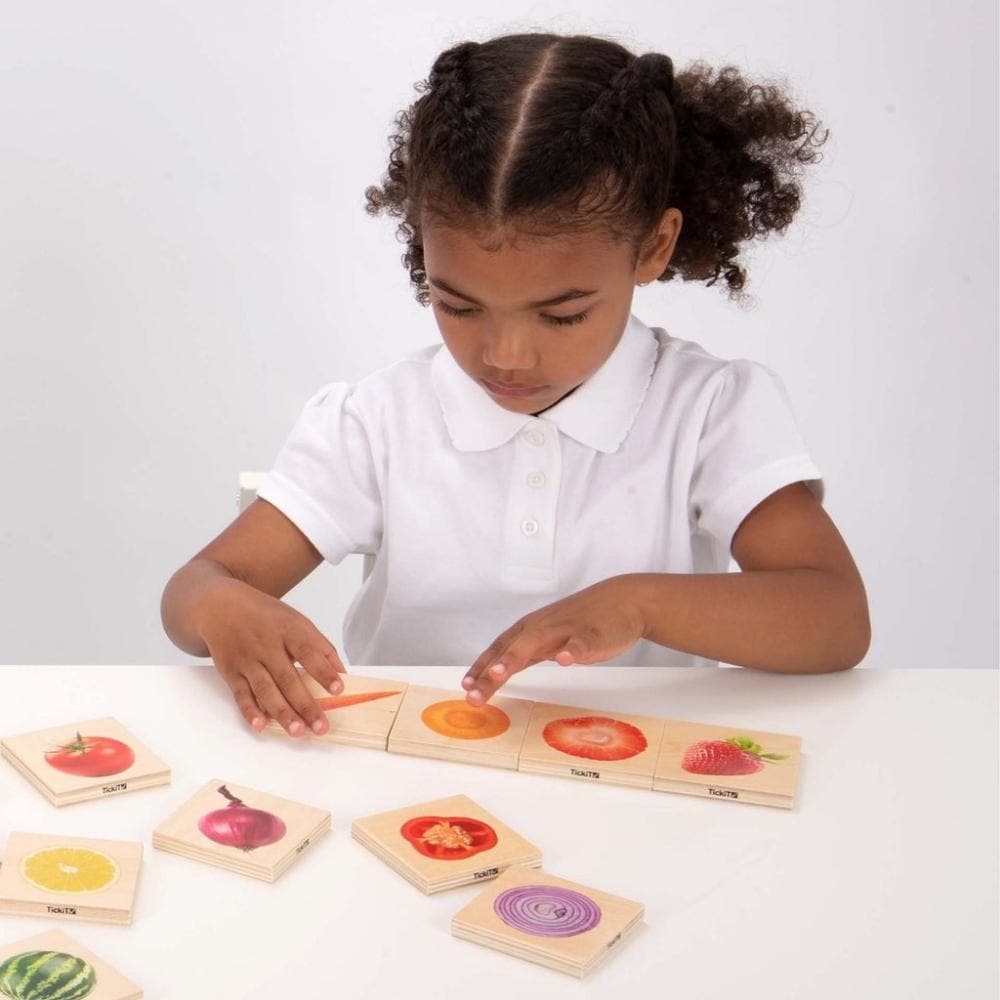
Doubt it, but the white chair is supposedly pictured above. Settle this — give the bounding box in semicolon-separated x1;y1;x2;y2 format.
238;471;269;514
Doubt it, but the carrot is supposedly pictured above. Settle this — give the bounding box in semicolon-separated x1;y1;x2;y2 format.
316;690;401;711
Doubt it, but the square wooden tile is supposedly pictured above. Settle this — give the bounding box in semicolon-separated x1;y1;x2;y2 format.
263;672;408;748
0;832;142;926
653;719;802;808
0;928;141;999
152;779;330;882
387;686;535;770
352;793;541;894
1;717;170;806
517;703;666;789
452;866;644;978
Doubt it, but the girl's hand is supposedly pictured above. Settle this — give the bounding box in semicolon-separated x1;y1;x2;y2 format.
195;577;347;736
461;577;646;705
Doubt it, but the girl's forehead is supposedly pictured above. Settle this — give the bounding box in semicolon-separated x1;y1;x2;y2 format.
421;216;630;263
422;227;636;308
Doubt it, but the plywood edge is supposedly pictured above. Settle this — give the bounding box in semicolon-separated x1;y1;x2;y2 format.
516;759;654;790
652;777;793;809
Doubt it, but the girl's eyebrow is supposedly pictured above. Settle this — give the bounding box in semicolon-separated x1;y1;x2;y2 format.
428;276;598;309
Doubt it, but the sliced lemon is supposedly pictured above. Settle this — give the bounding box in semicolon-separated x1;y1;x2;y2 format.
20;846;120;894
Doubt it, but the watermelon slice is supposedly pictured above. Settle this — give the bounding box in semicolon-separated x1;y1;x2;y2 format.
0;950;97;1000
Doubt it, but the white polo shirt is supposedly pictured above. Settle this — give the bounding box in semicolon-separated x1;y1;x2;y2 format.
257;313;822;668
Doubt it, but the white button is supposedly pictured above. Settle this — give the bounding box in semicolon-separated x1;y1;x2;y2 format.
520;518;539;536
521;428;545;446
526;471;546;488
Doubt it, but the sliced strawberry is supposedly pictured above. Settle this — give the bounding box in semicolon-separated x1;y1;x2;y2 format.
681;736;787;776
542;716;648;761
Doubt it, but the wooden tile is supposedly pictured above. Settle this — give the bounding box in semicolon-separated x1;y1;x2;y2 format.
387;686;535;770
352;793;541;894
152;779;330;882
452;866;644;978
517;703;665;789
0;928;142;999
1;717;170;806
263;672;408;749
0;832;142;926
652;719;802;808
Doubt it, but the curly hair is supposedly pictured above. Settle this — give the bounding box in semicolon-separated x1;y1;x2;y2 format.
365;33;829;305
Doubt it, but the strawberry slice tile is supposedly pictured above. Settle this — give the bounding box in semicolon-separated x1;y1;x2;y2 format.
542;716;648;761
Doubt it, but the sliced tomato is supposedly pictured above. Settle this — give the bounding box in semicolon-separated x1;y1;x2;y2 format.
399;815;498;860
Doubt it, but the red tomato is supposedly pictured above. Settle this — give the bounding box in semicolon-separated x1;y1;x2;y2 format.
44;733;135;777
399;816;498;860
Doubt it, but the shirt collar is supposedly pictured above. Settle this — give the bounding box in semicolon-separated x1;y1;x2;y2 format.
431;312;658;454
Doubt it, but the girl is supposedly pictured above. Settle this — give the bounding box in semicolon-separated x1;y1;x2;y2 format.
161;32;870;738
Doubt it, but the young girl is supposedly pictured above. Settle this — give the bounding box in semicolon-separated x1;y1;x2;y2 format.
161;32;870;738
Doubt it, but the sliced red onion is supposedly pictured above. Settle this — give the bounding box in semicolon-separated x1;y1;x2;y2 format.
494;885;602;937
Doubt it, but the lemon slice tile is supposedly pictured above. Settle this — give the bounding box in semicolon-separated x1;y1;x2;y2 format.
20;846;120;894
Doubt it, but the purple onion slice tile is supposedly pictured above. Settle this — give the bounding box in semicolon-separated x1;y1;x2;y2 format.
494;884;602;937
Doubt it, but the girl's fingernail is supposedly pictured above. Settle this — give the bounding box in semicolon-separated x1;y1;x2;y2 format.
461;676;475;689
290;720;304;736
467;690;484;705
312;719;325;733
489;663;505;678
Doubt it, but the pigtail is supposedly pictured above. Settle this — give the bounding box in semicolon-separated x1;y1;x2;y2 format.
664;62;829;296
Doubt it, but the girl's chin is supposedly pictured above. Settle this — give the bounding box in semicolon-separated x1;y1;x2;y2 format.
503;391;576;416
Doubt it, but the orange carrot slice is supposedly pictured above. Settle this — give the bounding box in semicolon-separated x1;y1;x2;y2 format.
316;690;400;711
420;700;511;740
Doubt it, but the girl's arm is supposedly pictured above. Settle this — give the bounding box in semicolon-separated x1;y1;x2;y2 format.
462;483;870;704
161;499;346;735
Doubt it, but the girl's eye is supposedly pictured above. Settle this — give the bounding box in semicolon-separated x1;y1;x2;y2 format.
436;301;477;318
435;300;590;327
545;311;589;327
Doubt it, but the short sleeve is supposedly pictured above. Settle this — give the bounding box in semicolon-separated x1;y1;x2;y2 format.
689;360;824;552
255;383;382;565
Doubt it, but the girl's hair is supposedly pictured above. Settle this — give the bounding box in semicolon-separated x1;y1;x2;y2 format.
365;33;828;305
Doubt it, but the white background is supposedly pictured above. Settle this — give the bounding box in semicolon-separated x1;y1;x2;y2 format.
0;0;996;667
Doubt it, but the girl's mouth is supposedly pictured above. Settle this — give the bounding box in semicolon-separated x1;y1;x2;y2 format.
481;379;548;398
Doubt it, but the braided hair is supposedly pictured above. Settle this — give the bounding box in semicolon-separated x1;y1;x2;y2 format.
365;33;828;306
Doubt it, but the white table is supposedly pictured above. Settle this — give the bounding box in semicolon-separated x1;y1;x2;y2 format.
0;664;997;998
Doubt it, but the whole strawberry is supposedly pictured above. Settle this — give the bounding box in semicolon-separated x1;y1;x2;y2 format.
681;736;787;776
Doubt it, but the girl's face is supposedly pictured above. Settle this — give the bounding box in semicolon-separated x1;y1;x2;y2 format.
421;212;681;415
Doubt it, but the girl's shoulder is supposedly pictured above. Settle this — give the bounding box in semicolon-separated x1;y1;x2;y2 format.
646;322;764;377
632;318;796;435
641;319;787;398
301;342;442;409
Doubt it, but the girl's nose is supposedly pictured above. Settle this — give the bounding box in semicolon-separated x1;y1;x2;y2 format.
482;321;538;371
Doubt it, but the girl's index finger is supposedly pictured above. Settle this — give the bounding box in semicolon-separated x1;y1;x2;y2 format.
462;625;523;690
464;627;567;705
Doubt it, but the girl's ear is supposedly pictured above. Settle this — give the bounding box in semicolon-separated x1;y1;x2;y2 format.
636;208;683;284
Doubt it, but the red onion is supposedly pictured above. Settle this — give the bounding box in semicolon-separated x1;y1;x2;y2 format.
197;784;287;852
